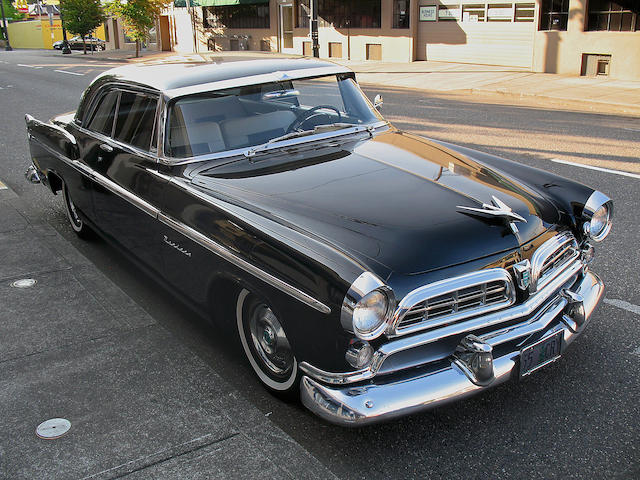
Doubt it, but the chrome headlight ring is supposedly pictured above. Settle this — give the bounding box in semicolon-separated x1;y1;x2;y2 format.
582;191;613;242
341;272;395;341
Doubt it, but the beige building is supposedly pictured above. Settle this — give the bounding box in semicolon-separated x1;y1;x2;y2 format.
108;0;640;80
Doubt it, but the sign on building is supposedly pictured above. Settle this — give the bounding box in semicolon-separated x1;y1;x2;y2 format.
419;6;437;21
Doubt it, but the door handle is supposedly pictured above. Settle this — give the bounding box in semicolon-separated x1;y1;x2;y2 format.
99;143;114;153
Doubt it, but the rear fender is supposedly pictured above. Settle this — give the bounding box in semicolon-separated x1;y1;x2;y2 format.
25;114;79;161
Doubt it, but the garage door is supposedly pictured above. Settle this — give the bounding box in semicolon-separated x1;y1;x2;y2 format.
417;2;536;68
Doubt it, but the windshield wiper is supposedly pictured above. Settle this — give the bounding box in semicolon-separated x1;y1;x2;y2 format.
243;123;371;158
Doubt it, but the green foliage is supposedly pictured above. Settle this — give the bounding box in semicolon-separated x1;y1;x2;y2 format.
106;0;167;43
1;0;26;22
60;0;106;39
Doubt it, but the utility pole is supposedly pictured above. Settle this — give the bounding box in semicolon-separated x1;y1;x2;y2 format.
310;0;318;58
59;8;71;54
0;0;13;51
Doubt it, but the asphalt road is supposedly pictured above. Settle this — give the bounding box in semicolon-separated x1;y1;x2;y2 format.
1;50;639;480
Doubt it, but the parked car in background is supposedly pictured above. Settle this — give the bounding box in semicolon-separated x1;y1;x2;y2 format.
24;59;612;426
53;36;105;51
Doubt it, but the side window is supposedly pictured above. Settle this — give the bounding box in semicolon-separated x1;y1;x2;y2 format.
114;91;158;151
87;90;119;136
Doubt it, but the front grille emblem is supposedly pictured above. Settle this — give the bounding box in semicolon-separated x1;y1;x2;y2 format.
457;196;527;234
512;259;531;290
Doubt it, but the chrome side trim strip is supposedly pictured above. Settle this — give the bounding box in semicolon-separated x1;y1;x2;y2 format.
299;257;584;385
32;141;329;314
34;139;159;218
157;213;331;315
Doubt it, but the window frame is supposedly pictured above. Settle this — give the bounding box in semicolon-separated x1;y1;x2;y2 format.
203;3;271;29
295;0;381;29
83;85;161;154
113;90;160;152
587;1;639;32
539;0;570;31
392;0;411;28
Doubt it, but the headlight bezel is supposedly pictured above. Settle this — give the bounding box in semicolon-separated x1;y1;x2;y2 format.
582;191;613;242
341;272;395;341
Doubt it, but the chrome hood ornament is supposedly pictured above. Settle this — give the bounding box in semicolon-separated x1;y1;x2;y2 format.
457;196;527;234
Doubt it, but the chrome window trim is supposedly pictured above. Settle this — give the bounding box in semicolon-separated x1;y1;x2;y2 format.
299;256;584;385
164;66;352;99
389;268;515;337
75;125;159;162
33;142;331;314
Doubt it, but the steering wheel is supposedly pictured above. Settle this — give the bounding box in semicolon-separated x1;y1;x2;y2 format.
286;105;342;133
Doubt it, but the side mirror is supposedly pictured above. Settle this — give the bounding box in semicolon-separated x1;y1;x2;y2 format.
373;94;383;111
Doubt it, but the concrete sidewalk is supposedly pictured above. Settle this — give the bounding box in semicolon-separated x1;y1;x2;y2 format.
0;184;336;479
62;48;640;115
334;58;640;114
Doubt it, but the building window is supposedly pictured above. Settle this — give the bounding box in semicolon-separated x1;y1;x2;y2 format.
539;0;569;30
295;0;381;29
438;5;461;21
515;3;535;22
393;0;410;28
587;1;639;32
296;0;310;28
462;4;486;22
203;3;270;29
488;3;513;21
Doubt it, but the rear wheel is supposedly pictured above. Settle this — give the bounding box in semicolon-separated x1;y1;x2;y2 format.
62;182;92;239
236;289;299;397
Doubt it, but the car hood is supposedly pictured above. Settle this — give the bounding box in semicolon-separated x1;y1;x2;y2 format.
193;130;559;275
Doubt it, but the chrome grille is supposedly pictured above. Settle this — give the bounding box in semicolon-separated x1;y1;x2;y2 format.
392;269;515;336
531;232;579;292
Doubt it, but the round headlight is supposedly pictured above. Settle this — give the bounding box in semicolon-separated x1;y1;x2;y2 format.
583;192;613;242
352;289;389;339
589;205;609;239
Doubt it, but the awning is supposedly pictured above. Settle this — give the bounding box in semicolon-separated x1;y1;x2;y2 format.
174;0;268;7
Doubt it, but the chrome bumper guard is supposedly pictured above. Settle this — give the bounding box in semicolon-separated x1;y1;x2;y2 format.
300;271;603;426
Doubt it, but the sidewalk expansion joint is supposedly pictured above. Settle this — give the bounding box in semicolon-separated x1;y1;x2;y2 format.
0;323;158;366
82;432;240;480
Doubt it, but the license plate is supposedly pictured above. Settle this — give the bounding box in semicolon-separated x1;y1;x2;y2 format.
519;331;563;377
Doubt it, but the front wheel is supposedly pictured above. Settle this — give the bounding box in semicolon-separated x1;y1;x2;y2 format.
236;289;299;397
62;182;93;239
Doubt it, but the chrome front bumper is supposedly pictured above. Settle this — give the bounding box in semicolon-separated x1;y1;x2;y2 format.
301;271;603;426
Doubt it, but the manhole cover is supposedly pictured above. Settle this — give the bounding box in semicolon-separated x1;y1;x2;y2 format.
11;278;37;288
36;418;71;439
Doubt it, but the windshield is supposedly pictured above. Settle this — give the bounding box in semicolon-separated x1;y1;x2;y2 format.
165;75;382;158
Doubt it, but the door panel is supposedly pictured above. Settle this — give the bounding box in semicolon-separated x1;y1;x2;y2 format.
80;89;167;274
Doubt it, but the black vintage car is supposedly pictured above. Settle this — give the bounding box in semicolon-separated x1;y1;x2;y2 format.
53;36;105;51
25;59;612;426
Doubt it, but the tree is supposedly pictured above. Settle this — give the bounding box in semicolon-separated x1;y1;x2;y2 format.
60;0;106;54
107;0;168;58
1;0;25;23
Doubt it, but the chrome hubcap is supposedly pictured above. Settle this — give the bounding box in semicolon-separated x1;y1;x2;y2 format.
249;305;293;376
